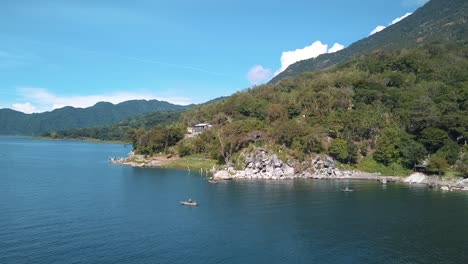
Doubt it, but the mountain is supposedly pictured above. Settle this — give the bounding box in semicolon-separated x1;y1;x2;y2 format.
43;110;185;142
0;99;191;135
270;0;468;83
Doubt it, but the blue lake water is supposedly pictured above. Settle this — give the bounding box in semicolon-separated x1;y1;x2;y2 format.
0;136;467;263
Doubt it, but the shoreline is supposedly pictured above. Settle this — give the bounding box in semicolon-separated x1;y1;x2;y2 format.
109;152;216;172
34;136;127;144
110;153;468;193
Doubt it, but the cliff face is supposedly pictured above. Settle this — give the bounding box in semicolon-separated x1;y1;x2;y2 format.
215;147;355;180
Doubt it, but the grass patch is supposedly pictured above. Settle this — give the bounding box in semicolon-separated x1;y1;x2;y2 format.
165;155;218;171
356;156;410;176
336;163;354;170
442;170;464;179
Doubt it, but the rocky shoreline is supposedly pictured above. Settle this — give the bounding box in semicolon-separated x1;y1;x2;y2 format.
212;148;468;192
109;152;173;167
111;149;468;192
214;148;397;181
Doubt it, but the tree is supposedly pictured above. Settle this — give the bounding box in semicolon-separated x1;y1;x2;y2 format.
141;125;185;155
454;151;468;177
215;120;262;164
329;139;349;163
400;137;427;168
374;126;401;165
427;152;449;176
454;145;468;177
269;120;305;148
265;104;286;123
420;128;448;153
439;140;461;165
49;131;58;139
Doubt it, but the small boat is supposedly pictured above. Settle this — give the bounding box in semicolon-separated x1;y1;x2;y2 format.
341;187;354;192
180;200;198;206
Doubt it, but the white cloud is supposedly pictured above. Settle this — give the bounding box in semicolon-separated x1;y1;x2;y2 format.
9;87;193;113
328;43;345;53
248;40;346;81
391;12;412;25
275;41;328;75
247;40;344;80
369;12;412;35
12;102;38;114
273;41;345;76
247;65;273;85
370;25;386;36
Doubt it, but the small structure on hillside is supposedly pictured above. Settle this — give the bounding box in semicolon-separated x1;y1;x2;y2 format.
187;123;212;136
413;164;427;173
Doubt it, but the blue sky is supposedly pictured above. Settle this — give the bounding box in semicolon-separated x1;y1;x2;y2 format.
0;0;428;113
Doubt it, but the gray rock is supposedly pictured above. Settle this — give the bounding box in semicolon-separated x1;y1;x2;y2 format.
283;166;295;177
214;170;231;179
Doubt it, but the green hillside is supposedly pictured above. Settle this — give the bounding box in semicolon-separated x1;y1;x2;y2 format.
124;0;468;176
270;0;468;83
131;42;468;176
0;99;191;135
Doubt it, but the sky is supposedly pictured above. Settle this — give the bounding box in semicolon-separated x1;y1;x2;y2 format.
0;0;429;113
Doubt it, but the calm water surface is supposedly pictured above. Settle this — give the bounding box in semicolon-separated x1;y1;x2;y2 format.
0;136;467;263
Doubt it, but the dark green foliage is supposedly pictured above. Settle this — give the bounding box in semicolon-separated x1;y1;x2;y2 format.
420;128;449;153
329;139;358;164
148;125;185;154
400;137;427;168
455;146;468;177
215;119;265;164
374;126;402;166
439;140;461;165
329;139;349;163
130;125;185;155
427;151;450;175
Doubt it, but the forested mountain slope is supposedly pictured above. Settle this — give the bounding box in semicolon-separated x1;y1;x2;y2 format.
0;99;191;135
270;0;467;83
135;42;468;176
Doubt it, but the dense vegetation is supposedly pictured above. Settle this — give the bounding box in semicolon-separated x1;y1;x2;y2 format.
270;0;468;83
131;42;468;177
42;110;184;142
0;100;190;135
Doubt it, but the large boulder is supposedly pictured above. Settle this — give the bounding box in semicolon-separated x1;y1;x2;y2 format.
440;186;450;191
214;170;232;179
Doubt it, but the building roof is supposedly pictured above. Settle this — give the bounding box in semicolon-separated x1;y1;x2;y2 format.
194;123;211;127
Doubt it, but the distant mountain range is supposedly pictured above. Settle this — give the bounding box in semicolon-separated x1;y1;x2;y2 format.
270;0;468;83
0;100;192;135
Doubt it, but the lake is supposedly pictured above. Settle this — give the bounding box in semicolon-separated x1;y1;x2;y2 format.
0;136;467;263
